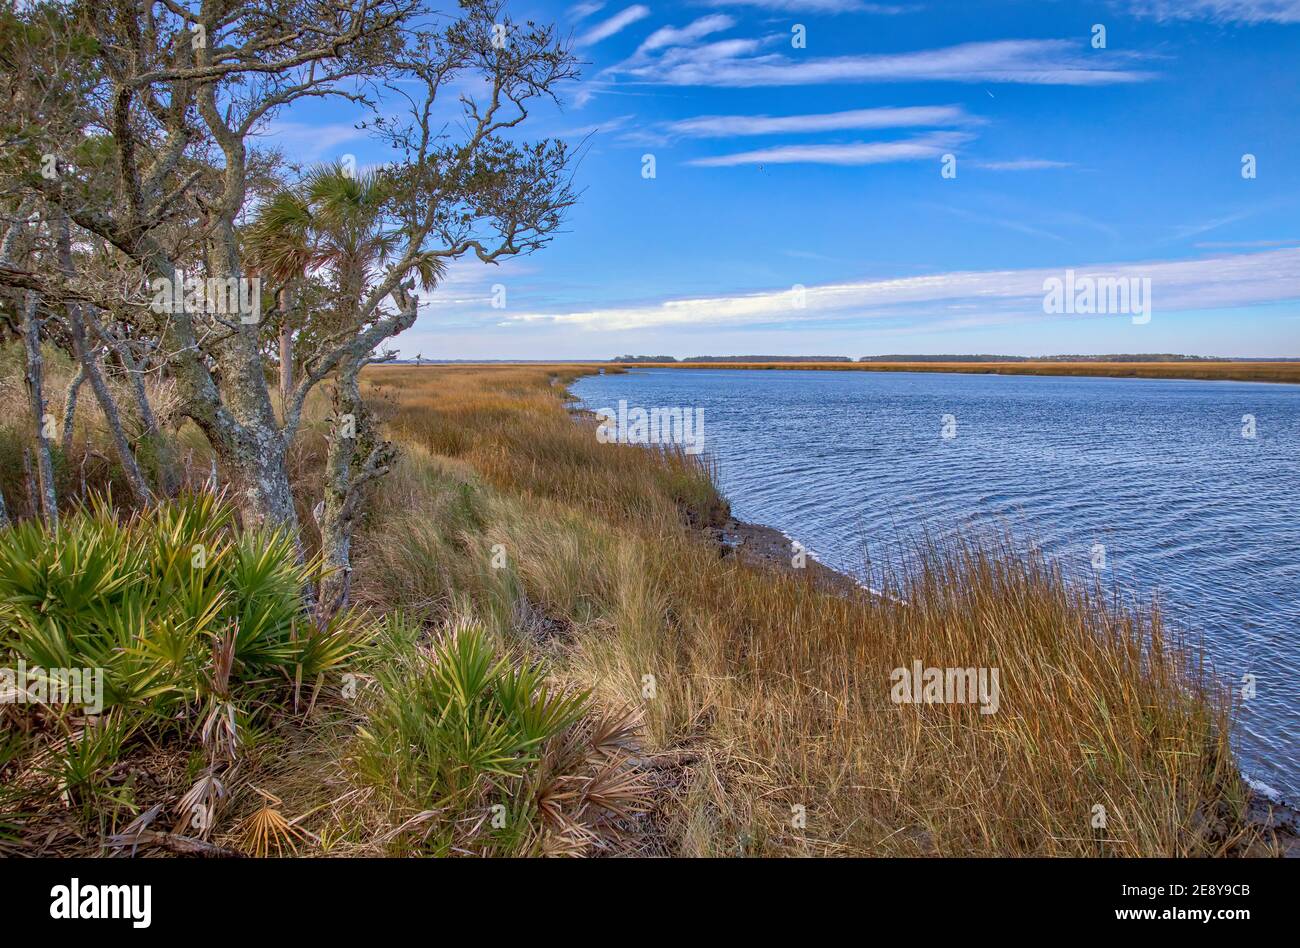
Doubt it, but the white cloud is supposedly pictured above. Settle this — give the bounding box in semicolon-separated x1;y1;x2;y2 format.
685;130;970;166
1166;209;1257;241
638;14;735;53
254;120;366;162
662;105;973;138
577;5;652;47
924;202;1068;243
1196;239;1299;248
569;1;606;21
550;114;636;138
618;39;1156;87
1126;1;1300;23
503;247;1300;331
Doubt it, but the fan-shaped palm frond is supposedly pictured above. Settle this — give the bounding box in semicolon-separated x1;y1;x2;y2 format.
245;190;314;285
248;162;407;301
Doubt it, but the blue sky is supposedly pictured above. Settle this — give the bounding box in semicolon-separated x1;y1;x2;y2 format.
265;0;1300;358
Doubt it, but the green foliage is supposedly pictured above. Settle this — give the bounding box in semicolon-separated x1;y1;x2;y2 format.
44;712;138;820
0;492;369;744
0;494;379;831
354;617;592;854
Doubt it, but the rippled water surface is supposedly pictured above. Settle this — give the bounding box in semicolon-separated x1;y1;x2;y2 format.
571;367;1300;801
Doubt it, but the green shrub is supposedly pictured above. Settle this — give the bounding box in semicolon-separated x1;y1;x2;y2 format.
0;492;370;818
354;617;646;855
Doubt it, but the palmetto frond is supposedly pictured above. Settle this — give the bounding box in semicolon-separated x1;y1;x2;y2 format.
238;787;310;858
409;251;447;293
303;162;392;227
245;189;314;284
249;161;408;297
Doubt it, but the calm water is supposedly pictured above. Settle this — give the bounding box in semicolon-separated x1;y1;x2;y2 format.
572;368;1300;801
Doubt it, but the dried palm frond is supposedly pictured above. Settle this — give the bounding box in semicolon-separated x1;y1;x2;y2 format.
526;703;651;854
199;700;240;763
539;823;595;857
172;769;228;838
579;759;650;823
238;787;311;858
586;705;643;759
198;627;241;763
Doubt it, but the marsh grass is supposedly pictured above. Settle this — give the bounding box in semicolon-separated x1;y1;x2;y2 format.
353;364;1258;856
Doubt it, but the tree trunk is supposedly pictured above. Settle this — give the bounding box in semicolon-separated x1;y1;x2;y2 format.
53;214;154;507
1;198;35;529
22;448;37;518
61;365;86;455
96;314;180;496
202;196;301;536
146;258;299;537
318;365;363;616
65;307;155;508
316;355;393;619
20;292;58;527
278;287;293;404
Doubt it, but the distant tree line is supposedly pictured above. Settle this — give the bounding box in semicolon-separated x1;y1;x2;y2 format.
688;355;852;362
859;354;1231;363
612;355;854;363
611;353;1249;365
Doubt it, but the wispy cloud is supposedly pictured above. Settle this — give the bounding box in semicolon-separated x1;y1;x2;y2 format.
577;5;651;47
701;0;912;13
617;39;1157;87
255;119;366;161
1165;208;1258;241
685;130;971;166
569;1;606;21
1125;1;1300;23
1196;238;1300;248
973;159;1073;171
925;202;1068;243
638;14;735;53
550;114;636;138
504;247;1300;331
658;105;974;139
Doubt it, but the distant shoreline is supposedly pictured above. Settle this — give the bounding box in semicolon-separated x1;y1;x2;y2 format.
606;361;1300;385
390;360;1300;385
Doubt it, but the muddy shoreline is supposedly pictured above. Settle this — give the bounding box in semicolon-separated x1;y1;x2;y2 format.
704;517;865;597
